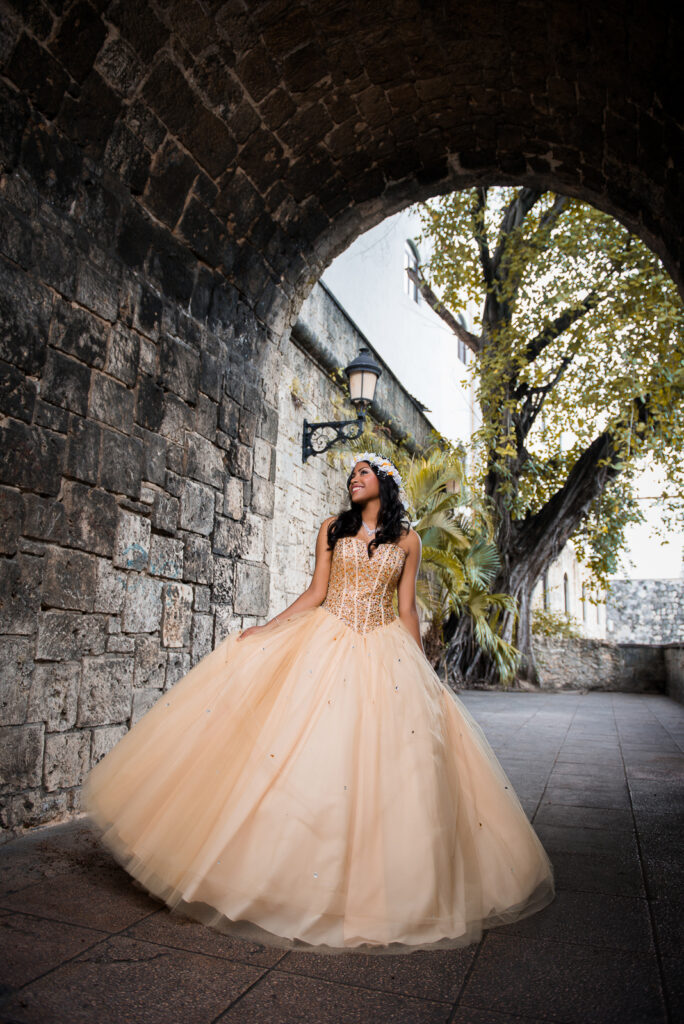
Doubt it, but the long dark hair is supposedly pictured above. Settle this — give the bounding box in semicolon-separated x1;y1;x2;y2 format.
327;461;410;558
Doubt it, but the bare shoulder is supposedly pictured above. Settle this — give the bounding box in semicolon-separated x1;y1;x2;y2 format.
319;514;337;534
398;526;421;555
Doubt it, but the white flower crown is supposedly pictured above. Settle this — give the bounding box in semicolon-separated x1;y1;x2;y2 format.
350;451;411;513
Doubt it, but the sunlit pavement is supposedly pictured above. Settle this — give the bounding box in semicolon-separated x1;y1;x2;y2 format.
1;691;681;1024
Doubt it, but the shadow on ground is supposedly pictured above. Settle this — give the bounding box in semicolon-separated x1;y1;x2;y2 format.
1;691;682;1024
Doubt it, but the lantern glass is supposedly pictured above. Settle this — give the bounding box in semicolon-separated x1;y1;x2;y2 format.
349;369;377;403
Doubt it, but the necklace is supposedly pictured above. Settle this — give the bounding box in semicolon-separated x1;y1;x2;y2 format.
362;520;377;536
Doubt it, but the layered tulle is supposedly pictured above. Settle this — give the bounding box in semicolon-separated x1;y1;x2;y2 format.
83;605;555;955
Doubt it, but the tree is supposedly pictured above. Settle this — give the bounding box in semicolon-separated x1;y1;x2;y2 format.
412;187;684;685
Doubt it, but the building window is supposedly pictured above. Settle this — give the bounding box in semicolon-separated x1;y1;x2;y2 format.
404;240;421;303
581;582;587;622
563;573;569;614
542;571;549;611
456;312;468;364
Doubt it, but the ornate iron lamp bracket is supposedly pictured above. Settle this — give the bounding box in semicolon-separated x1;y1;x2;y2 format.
302;410;367;462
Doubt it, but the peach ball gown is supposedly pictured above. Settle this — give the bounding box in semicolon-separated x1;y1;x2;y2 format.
84;534;555;955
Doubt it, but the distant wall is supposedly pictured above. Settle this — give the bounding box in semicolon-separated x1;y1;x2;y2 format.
532;636;667;694
606;579;684;644
664;646;684;705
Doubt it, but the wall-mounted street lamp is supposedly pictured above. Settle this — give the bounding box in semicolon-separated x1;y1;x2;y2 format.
302;347;382;462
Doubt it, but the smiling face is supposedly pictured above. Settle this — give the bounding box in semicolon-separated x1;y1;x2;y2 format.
348;461;380;503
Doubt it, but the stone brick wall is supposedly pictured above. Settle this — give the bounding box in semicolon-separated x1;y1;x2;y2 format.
606;579;684;644
1;0;682;838
532;636;667;694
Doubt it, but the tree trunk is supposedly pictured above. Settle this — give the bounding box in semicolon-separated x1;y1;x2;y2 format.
447;428;622;688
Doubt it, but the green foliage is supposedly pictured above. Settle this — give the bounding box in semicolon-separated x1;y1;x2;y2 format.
414;188;684;589
531;608;582;640
402;442;521;685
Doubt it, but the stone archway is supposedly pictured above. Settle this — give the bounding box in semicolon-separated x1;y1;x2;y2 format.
0;0;681;832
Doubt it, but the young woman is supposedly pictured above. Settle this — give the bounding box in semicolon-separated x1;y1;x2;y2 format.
84;451;555;955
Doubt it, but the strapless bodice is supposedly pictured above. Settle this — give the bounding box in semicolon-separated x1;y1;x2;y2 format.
320;535;408;636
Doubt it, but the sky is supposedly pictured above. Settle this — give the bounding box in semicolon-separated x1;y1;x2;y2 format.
610;464;684;580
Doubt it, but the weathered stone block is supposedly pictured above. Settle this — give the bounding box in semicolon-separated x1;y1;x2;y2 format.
185;431;225;488
133;635;166;688
122;575;163;633
193;585;211;612
158;335;200;402
62;480;118;555
251;474;275;517
0;419;64;495
48;298;107;368
165;650;190;689
75;260;119;322
219;394;240;436
77;654;134;726
27;662;80;732
41;348;90;416
195;393;218;440
213;515;242;557
234;561;270;616
89;371;135;432
191;613;213;665
226;440;252;480
139;428;167;487
43;730;90;791
179;478;215;535
257;400;278;446
159;392;193;444
0;554;42;633
151;491;179;534
90;723;128;766
200;350;222;401
113;508;151;570
65;415;101;484
42;547;96;612
134;287;162;339
94;556;126;613
0;259;51;375
223;475;243;520
23;493;67;543
145;138;198;228
149;534;183;578
183;533;213;585
0;487;23;555
105;323;140;388
212;555;234;606
253;437;273;479
161;581;193;648
136;374;165;432
243;512;266;562
131;687;163;725
0;723;45;790
107;635;135;653
100;428;143;499
0;638;34;726
36;610;107;660
0;358;36;421
214;607;240;643
4;788;69;832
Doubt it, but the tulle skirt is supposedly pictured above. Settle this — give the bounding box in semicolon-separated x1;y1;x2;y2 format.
83;604;555;955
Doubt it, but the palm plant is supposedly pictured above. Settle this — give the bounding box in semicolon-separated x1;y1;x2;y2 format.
401;444;521;687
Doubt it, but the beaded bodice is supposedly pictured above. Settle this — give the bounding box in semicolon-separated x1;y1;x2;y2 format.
321;535;408;636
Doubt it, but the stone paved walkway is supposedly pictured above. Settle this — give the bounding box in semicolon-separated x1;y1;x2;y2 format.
1;691;682;1024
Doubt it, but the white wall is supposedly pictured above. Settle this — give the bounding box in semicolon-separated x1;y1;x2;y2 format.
321;206;480;448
